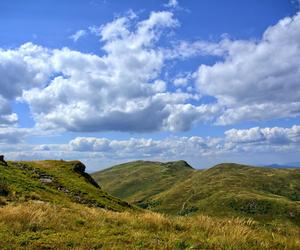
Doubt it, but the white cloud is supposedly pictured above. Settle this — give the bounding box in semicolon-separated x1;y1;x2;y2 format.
0;43;52;126
0;97;18;126
68;135;219;159
172;72;194;90
173;77;188;87
164;0;178;8
66;124;300;168
1;124;299;171
163;103;222;131
19;11;216;132
1;9;300;133
195;12;300;124
70;30;87;42
225;125;300;145
217;103;300;126
66;125;300;161
166;40;226;60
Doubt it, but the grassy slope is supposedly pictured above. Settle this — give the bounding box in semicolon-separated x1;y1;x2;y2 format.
0;160;132;211
93;162;300;225
92;160;195;207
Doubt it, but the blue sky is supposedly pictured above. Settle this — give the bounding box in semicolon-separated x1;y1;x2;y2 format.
0;0;300;171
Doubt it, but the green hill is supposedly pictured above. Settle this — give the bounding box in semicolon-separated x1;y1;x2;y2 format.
93;162;300;225
0;160;132;211
92;160;195;207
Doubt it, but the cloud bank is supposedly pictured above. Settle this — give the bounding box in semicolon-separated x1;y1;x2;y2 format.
1;125;299;170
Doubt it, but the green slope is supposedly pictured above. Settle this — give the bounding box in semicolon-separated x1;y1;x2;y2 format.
92;160;195;207
0;160;132;211
93;162;300;225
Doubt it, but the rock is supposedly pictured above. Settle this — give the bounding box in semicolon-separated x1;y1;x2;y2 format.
40;178;53;184
0;155;7;166
71;161;100;189
72;161;86;173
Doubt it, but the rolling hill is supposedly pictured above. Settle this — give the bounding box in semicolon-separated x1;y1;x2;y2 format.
92;160;195;207
93;161;300;225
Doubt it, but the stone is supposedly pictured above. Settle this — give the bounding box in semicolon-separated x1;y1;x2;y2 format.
0;155;7;166
40;178;53;184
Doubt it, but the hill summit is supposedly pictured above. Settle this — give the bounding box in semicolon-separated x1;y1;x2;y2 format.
92;160;195;207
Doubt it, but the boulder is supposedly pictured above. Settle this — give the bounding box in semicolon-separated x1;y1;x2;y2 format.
72;161;86;173
0;155;7;166
71;161;100;188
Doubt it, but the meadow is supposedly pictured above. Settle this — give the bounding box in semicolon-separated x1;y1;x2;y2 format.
1;202;299;249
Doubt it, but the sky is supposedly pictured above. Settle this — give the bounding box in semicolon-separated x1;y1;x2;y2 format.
0;0;300;171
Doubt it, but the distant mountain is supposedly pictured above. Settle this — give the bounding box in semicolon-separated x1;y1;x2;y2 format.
93;161;300;225
263;163;300;168
286;162;300;167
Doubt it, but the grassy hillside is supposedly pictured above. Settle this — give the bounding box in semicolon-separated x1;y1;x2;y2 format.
93;162;300;225
92;160;195;207
1;159;299;249
0;160;132;211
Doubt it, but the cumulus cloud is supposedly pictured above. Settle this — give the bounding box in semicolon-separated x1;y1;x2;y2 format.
18;10;218;132
70;30;87;42
195;12;300;124
225;125;300;145
0;43;52;126
1;8;300;133
69;135;220;159
67;125;300;160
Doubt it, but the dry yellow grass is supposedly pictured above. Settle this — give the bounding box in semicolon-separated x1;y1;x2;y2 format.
0;202;299;249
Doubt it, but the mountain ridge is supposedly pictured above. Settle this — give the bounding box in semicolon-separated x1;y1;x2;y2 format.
92;160;195;205
92;161;300;225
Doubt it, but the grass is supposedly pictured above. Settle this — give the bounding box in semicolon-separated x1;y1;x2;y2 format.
0;160;132;211
1;160;300;249
92;162;300;225
0;202;299;249
92;160;195;205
